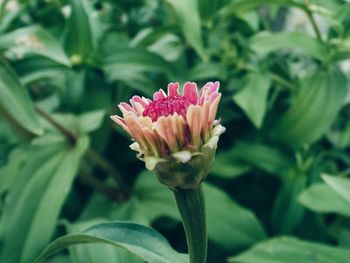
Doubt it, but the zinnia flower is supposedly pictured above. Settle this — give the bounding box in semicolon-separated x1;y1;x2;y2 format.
111;81;225;189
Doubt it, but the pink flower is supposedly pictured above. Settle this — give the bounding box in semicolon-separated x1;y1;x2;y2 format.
111;81;225;188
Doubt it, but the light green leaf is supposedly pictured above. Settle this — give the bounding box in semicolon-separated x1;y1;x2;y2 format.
229;237;350;263
212;153;251;179
0;59;42;135
164;0;206;60
233;71;271;128
0;26;70;66
250;32;328;61
36;222;187;263
64;0;94;63
204;184;267;250
189;63;226;81
299;183;350;217
216;143;291;176
78;110;106;133
0;137;89;263
322;174;350;203
271;68;347;148
66;220;143;263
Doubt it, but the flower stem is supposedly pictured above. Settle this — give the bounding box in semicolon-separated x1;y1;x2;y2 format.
173;185;207;263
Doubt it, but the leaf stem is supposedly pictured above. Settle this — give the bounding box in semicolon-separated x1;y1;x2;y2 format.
304;7;323;42
35;107;130;197
173;185;207;263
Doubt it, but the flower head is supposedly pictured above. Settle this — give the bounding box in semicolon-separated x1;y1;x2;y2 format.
111;81;225;189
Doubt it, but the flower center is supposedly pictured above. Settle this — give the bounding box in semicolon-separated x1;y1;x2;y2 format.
143;96;194;121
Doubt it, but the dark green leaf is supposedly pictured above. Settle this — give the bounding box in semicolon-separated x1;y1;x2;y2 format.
205;184;267;250
272;171;307;234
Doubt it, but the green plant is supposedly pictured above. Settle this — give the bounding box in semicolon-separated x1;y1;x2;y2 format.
1;0;350;262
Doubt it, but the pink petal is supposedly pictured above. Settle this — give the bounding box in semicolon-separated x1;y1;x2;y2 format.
153;89;167;101
183;82;199;104
131;95;148;107
118;102;136;115
208;93;221;124
186;105;203;147
154;116;179;153
167;82;180;97
110;115;130;133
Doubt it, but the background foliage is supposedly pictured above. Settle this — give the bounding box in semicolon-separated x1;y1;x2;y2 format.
1;0;350;262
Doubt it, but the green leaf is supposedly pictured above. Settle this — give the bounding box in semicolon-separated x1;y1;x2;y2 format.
216;143;291;176
272;171;307;234
212;153;251;179
77;110;106;133
64;0;94;63
81;171;180;225
271;68;347;148
299;183;350;217
0;26;70;66
0;137;89;263
164;0;207;60
103;49;174;78
189;63;226;81
0;59;42;135
249;32;328;61
322;174;350;203
103;49;174;95
233;71;271;128
36;222;187;263
66;220;143;263
204;184;267;250
229;237;350;263
12;56;68;87
226;0;302;14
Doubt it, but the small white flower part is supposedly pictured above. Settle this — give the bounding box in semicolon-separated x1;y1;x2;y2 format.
173;151;192;163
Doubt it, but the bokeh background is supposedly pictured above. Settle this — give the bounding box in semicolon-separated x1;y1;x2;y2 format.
1;0;350;262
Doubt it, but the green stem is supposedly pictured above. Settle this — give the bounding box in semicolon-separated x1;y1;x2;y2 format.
173;185;207;263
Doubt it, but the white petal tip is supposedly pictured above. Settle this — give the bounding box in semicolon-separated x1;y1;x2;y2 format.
173;151;192;163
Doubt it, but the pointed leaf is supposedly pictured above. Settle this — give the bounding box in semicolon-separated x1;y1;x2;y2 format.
0;59;42;135
233;71;271;128
36;222;187;263
299;183;350;217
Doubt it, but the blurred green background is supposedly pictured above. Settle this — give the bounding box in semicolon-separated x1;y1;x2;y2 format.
1;0;350;262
